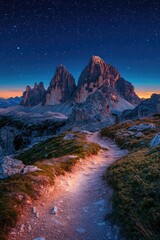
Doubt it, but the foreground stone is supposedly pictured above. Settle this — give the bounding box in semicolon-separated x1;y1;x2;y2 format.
22;165;41;174
150;133;160;147
0;156;24;179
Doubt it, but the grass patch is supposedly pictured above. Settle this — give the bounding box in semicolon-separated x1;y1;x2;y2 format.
101;115;160;239
101;117;160;150
0;132;100;239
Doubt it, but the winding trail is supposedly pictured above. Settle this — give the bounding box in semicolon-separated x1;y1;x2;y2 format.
10;132;128;240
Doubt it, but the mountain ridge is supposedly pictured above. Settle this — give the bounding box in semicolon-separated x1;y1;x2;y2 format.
20;56;140;114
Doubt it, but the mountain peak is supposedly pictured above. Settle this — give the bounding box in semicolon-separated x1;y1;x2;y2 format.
91;55;104;64
56;64;67;72
45;65;76;105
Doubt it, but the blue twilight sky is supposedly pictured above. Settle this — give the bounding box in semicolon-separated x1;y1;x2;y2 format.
0;0;160;98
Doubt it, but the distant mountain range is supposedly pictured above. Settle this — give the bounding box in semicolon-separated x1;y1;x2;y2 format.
1;56;159;129
0;96;22;108
20;56;140;113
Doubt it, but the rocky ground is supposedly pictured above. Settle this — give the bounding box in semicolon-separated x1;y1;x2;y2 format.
8;132;128;240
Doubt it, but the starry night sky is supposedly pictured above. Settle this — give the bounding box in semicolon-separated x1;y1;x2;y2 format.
0;0;160;98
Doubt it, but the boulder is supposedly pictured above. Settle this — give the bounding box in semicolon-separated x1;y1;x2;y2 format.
0;156;25;179
150;133;160;147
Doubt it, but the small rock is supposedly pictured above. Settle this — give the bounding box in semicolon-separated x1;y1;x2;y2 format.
128;123;156;131
150;133;160;147
23;165;41;174
17;194;24;201
94;199;106;206
19;224;25;233
28;224;32;231
33;238;45;240
36;212;40;218
68;155;78;159
76;227;86;234
10;231;16;236
97;222;105;226
51;206;57;214
32;207;37;214
63;134;75;140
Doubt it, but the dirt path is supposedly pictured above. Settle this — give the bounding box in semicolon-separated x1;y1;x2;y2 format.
10;132;128;240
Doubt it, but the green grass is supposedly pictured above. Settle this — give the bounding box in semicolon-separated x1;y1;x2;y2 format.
0;132;100;240
101;115;160;240
101;116;160;150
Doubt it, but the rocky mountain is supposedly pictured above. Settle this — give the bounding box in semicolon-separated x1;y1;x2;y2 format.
75;56;140;112
121;93;160;121
20;82;46;106
70;90;114;130
20;56;140;114
115;78;140;105
0;96;22;108
76;56;120;103
45;65;76;105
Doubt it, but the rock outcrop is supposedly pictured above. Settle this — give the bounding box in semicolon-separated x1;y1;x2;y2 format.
121;94;160;121
45;65;76;105
115;78;140;105
150;133;160;147
70;90;114;130
20;82;46;106
0;156;25;179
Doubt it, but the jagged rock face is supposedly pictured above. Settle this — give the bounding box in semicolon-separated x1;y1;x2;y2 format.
45;65;76;105
76;56;120;103
115;78;141;105
121;94;160;121
70;90;115;130
20;82;46;106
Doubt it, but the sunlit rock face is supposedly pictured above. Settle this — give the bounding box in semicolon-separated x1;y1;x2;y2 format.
20;82;46;106
76;56;120;103
115;78;141;105
45;65;76;105
75;56;140;113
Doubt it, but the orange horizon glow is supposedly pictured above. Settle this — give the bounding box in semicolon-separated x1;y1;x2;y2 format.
0;89;159;99
135;90;160;99
0;90;23;99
